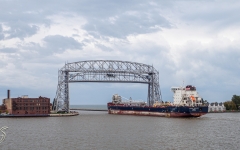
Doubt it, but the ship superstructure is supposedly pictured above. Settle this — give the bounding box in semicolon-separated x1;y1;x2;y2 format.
171;85;203;106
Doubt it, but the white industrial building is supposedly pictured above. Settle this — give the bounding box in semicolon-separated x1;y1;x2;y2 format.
208;102;226;112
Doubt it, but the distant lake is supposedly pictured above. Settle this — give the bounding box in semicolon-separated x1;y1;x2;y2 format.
70;105;107;110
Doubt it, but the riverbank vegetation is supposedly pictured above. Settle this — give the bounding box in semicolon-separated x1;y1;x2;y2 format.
224;95;240;110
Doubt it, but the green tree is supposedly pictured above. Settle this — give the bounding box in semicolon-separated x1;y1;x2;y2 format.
224;101;237;110
232;95;240;109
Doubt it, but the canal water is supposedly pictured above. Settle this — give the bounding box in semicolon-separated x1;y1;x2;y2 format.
0;111;239;150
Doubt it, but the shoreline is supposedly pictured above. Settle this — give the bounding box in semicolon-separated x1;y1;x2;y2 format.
209;111;240;113
0;112;79;118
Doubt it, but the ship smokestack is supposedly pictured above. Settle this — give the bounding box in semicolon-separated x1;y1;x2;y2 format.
7;90;10;99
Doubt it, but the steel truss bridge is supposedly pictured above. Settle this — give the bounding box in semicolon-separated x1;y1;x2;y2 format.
52;60;162;112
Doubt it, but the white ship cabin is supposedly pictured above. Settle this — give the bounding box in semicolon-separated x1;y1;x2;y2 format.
171;85;203;106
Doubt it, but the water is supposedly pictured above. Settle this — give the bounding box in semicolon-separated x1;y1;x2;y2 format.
70;105;107;110
0;110;240;150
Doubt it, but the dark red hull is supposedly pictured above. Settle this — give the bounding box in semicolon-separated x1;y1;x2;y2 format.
108;103;208;118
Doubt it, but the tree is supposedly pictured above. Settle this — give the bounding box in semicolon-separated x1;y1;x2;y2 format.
224;101;237;110
232;95;240;109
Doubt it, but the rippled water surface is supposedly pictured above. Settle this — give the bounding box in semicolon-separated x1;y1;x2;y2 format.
1;112;240;150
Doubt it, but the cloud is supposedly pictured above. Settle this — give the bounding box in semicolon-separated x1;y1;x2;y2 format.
0;0;240;103
0;5;49;39
81;1;173;38
41;35;84;55
176;1;240;32
84;11;171;38
0;47;18;53
0;25;4;40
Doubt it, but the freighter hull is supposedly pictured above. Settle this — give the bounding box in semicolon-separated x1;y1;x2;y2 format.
108;104;208;118
108;109;166;117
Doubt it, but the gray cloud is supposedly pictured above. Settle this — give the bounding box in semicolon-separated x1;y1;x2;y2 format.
84;13;170;38
80;1;172;38
0;1;172;39
0;48;18;53
0;25;4;40
6;24;39;40
96;44;113;52
0;1;53;39
42;35;83;54
179;1;240;31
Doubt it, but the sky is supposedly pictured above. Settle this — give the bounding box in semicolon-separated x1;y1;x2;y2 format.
0;0;240;105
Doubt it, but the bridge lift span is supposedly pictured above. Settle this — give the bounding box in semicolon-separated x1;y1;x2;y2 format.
52;60;162;112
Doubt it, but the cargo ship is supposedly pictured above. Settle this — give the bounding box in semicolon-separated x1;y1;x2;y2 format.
107;85;208;117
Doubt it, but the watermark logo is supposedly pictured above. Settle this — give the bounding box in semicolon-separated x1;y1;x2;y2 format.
0;126;8;144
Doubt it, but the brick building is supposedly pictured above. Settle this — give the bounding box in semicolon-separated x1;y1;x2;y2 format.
0;104;6;113
2;91;51;115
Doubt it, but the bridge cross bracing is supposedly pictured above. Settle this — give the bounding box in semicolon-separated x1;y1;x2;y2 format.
52;60;162;112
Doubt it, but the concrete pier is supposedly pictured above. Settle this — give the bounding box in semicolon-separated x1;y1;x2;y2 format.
49;111;79;117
